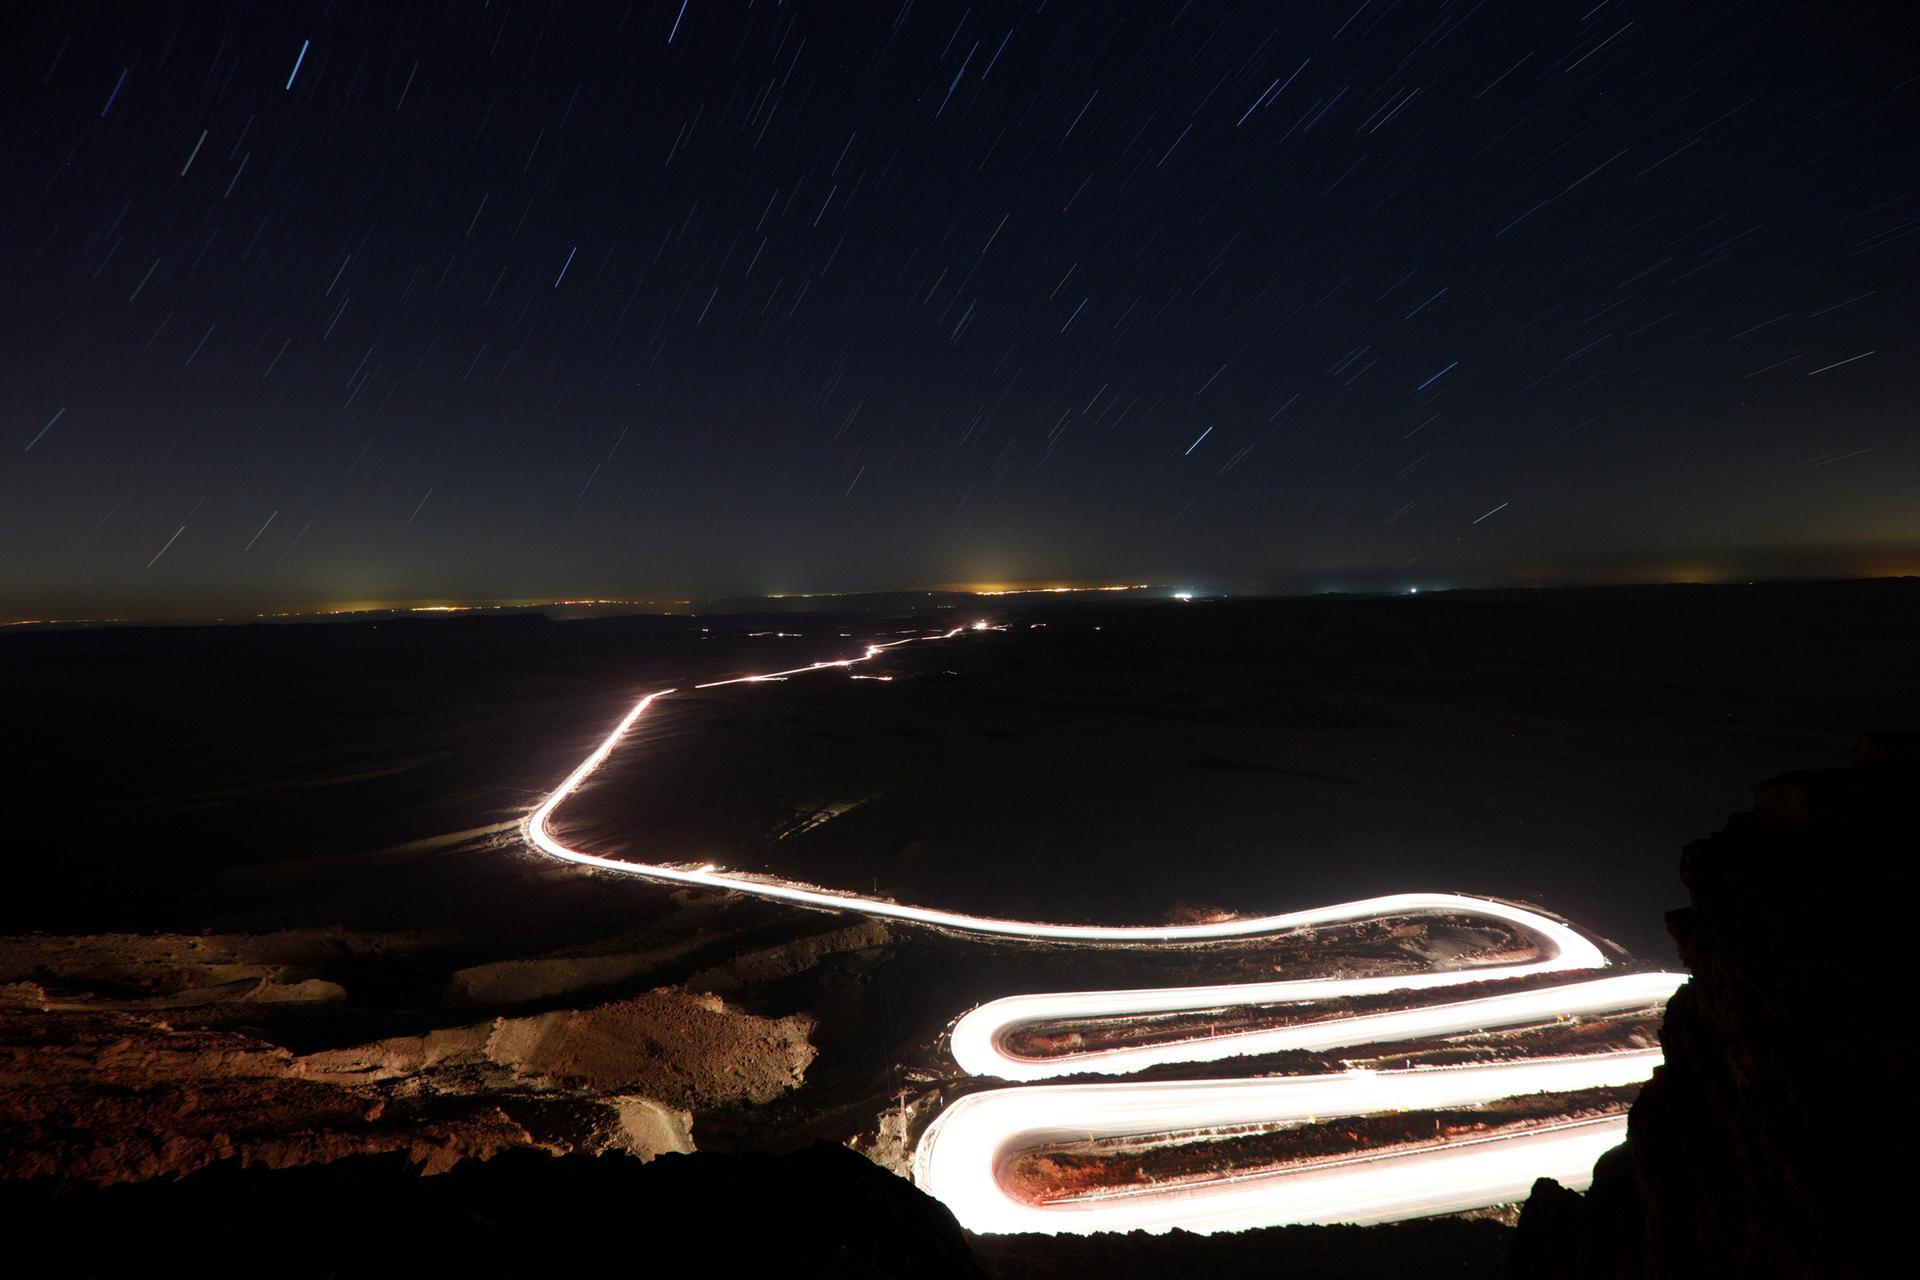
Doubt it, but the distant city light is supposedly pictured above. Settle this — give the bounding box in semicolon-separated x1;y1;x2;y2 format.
1174;591;1193;601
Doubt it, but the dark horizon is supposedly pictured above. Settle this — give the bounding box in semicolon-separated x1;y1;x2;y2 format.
8;557;1919;629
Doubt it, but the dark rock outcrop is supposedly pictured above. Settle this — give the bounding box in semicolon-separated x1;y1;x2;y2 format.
1511;733;1920;1278
979;1219;1511;1278
0;1138;1510;1278
0;1141;987;1277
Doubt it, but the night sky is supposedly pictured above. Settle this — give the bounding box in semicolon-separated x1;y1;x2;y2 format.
4;1;1914;618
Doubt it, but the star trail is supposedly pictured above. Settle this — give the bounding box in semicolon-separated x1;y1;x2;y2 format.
2;1;1914;619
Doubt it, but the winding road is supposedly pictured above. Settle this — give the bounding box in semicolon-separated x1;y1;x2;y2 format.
525;624;1683;1233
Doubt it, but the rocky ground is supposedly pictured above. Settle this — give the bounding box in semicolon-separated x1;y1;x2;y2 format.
3;582;1915;1271
0;900;1612;1188
0;904;1532;1276
0;919;818;1184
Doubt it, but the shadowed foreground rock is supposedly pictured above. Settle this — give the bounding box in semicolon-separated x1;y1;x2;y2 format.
0;1139;1509;1278
1510;733;1919;1279
0;1142;985;1277
978;1219;1510;1278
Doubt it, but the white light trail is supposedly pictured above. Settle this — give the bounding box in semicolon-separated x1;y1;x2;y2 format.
1806;349;1876;376
24;406;66;452
145;524;186;569
523;625;1682;1234
952;970;1683;1082
180;129;207;176
913;1052;1661;1234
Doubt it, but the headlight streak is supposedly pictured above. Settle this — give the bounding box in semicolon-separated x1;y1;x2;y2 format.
523;626;1683;1234
952;970;1684;1082
912;1052;1663;1234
